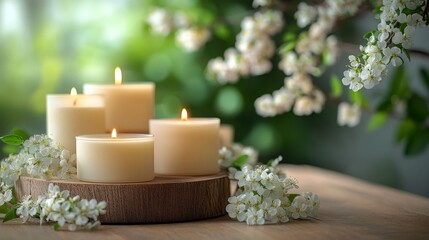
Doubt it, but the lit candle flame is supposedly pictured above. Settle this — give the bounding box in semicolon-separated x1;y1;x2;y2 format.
181;108;188;121
111;128;117;138
71;87;77;106
114;67;122;85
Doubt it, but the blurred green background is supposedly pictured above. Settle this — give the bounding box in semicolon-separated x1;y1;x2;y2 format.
1;0;428;197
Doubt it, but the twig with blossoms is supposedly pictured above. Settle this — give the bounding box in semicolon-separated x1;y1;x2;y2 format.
218;144;320;225
0;134;106;231
226;156;320;225
343;0;428;92
207;10;284;84
218;143;258;170
145;0;429;135
255;0;363;117
15;183;107;231
146;8;211;52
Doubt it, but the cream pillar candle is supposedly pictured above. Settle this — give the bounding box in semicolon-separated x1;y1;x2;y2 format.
219;124;234;147
149;109;220;176
83;67;154;133
76;130;154;183
46;88;105;154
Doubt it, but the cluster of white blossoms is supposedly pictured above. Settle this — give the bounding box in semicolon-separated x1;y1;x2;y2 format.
226;157;320;225
337;102;361;127
147;8;210;52
218;143;258;169
0;182;12;206
343;0;427;91
255;0;363;117
255;78;325;117
0;134;76;190
207;10;284;84
0;134;107;231
16;183;107;231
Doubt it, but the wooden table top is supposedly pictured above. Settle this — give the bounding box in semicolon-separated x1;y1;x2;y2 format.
1;164;428;239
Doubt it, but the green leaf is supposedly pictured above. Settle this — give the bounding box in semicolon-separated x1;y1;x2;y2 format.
405;128;429;156
388;65;409;99
372;5;382;14
214;24;230;40
363;29;377;40
377;65;409;112
363;31;372;39
53;223;61;231
232;154;249;169
3;208;17;223
376;99;393;112
406;94;429;123
287;194;299;202
2;145;20;154
9;189;17;205
280;42;296;54
330;75;343;98
348;90;368;108
367;112;388;131
419;68;429;91
0;135;24;146
396;119;416;143
11;128;29;141
399;23;407;32
0;204;11;214
283;31;298;42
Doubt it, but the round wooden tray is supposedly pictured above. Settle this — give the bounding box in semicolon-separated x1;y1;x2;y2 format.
15;172;230;224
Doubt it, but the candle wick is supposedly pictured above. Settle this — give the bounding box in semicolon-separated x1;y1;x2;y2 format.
73;98;77;107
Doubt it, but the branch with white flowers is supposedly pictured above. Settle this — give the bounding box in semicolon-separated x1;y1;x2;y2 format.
343;0;428;92
145;0;429;155
0;134;107;231
218;145;320;225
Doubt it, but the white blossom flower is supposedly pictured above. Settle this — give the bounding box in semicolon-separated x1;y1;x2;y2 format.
176;27;210;52
337;102;361;127
147;8;173;36
405;0;424;10
377;21;392;41
218;143;259;170
226;160;319;225
286;74;313;94
289;196;308;219
295;2;318;28
344;0;426;91
343;69;364;92
208;10;283;83
255;94;276;117
401;26;415;49
252;0;270;8
303;192;320;211
294;96;313;116
324;35;339;65
246;207;265;225
273;88;295;112
406;13;424;27
49;201;76;227
5;182;107;231
0;134;106;231
16;195;37;222
0;187;12;206
382;47;402;66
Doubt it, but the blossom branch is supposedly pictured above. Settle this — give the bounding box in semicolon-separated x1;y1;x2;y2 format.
338;41;429;59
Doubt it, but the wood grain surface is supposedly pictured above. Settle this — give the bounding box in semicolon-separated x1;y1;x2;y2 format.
3;164;429;240
15;172;230;223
